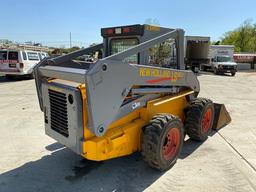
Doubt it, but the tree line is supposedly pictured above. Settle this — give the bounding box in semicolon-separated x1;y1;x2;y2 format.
214;19;256;53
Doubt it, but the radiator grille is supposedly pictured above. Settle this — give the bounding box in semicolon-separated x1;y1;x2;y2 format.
223;65;235;70
49;89;69;137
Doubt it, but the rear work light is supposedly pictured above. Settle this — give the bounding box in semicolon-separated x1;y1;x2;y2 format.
115;28;122;34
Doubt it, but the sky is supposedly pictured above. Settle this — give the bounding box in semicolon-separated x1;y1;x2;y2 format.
0;0;255;48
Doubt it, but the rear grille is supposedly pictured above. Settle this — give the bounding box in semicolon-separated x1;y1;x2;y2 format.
49;89;69;137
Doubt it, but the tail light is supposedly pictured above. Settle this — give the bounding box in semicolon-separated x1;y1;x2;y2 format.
106;29;114;35
123;27;130;33
19;63;24;69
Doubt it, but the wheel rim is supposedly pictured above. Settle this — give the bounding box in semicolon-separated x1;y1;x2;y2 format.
162;128;180;161
202;107;213;133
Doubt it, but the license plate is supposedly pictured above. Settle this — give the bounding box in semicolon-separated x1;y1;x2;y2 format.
9;63;16;68
226;70;230;72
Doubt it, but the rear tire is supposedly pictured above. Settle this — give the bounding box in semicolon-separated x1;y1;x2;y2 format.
5;75;15;80
213;68;218;75
184;98;215;141
28;73;34;79
141;114;184;171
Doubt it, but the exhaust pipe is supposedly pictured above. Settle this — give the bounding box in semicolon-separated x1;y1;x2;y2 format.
212;103;232;130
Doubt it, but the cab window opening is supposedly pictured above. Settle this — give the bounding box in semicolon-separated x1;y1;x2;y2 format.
110;38;139;64
148;38;177;69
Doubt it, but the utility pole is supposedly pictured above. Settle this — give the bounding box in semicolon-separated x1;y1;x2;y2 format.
69;32;72;48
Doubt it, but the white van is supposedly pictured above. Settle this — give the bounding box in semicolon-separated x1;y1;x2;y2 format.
201;45;237;76
0;49;48;78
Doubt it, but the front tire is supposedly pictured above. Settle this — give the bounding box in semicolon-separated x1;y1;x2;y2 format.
213;68;218;75
184;98;215;141
231;71;236;76
141;114;184;171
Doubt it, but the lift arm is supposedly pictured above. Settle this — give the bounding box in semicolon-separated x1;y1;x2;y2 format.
34;29;200;136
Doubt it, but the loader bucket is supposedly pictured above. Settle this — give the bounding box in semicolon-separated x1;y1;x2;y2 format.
212;103;232;130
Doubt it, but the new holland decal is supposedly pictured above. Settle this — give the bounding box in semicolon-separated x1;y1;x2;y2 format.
139;67;184;84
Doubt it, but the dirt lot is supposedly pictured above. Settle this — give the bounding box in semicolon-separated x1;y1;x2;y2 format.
0;72;256;192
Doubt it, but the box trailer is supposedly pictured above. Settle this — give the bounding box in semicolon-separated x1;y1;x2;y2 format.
185;36;210;72
234;53;256;63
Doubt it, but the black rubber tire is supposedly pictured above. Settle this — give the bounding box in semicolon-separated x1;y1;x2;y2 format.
231;72;236;76
184;98;215;141
213;68;218;75
28;73;34;79
5;75;16;80
141;114;184;171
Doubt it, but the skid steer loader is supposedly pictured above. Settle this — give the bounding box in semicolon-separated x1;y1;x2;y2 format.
34;24;231;171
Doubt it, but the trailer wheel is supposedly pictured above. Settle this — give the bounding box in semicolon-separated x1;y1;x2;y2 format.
184;98;215;141
200;65;205;71
141;114;184;171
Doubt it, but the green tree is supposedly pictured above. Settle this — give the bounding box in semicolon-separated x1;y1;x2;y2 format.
221;19;256;52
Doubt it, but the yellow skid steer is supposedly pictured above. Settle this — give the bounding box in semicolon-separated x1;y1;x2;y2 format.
34;24;231;170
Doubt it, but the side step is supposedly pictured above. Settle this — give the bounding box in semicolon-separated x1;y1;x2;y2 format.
212;103;232;130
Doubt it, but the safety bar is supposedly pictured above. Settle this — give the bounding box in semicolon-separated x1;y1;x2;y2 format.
39;66;88;83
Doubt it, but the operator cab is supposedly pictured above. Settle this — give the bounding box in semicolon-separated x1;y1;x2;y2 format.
100;24;180;69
